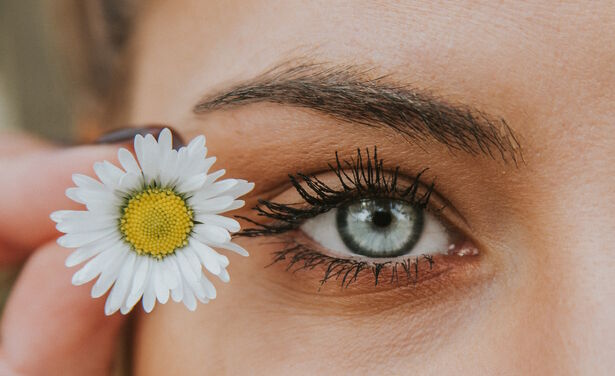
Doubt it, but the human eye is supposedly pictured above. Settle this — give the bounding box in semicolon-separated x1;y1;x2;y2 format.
239;147;480;289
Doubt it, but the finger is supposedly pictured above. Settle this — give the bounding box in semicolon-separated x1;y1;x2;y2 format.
0;241;126;376
0;131;53;157
0;144;119;263
0;126;184;265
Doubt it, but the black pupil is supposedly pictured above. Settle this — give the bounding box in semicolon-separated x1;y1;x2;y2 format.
371;210;392;228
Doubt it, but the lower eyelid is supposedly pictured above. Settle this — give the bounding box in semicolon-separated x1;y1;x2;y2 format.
260;236;489;316
269;229;480;284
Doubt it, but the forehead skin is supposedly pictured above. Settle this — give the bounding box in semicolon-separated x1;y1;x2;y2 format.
128;1;615;375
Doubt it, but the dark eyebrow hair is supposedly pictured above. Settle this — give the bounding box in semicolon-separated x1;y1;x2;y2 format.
194;62;522;163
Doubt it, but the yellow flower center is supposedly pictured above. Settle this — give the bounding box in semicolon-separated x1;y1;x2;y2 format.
120;188;194;258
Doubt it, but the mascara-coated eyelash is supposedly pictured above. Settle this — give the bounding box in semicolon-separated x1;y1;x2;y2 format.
237;147;435;238
270;242;436;287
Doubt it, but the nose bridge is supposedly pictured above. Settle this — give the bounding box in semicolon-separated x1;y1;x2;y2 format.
522;157;615;373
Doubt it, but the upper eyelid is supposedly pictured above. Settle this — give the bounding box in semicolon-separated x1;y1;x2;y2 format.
237;148;471;237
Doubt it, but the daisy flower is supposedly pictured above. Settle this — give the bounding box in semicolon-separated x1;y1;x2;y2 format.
51;129;254;315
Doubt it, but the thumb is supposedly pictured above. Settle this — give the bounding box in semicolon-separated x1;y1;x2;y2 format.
0;144;120;263
0;241;126;376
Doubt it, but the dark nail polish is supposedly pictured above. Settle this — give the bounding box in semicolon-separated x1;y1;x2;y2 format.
95;125;185;150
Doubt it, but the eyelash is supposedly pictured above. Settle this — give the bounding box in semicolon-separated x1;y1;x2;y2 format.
237;147;441;287
269;243;436;287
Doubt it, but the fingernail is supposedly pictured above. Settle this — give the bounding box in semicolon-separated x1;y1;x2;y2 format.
95;125;185;150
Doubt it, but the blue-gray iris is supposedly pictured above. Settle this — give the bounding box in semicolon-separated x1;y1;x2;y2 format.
336;198;424;258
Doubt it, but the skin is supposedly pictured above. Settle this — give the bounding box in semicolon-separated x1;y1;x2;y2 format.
0;1;613;375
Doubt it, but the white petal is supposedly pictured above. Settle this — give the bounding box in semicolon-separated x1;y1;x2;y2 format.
134;134;145;167
142;272;156;313
217;253;230;268
91;246;130;298
203;169;225;186
187;135;205;151
153;262;170;304
176;173;207;193
207;241;249;257
217;200;245;213
94;161;124;188
65;234;120;267
104;251;136;315
167;255;182;287
183;246;203;276
56;215;115;234
182;285;197;311
195;179;238;199
71;245;120;285
118;172;142;193
170;276;184;302
175;251;198;283
65;186;121;211
68;187;119;206
158;128;173;151
65;187;86;204
200;275;217;299
190;241;221;276
188;276;207;302
125;257;150;310
118;148;141;175
161;257;179;289
58;227;116;248
179;268;207;303
200;156;217;175
50;210;72;223
224;180;255;199
120;301;133;315
217;268;230;283
53;210;111;223
72;173;106;190
195;295;210;304
179;154;210;182
52;209;99;224
193;224;231;244
159;149;179;187
195;214;240;232
142;134;161;183
85;199;122;215
156;130;173;183
192;196;235;214
136;134;159;184
174;148;189;180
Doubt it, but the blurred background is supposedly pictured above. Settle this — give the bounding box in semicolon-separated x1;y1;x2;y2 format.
0;0;70;316
1;0;75;140
1;3;136;372
0;0;138;142
0;0;137;319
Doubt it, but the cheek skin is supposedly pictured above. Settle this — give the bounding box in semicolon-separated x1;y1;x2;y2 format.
133;227;500;375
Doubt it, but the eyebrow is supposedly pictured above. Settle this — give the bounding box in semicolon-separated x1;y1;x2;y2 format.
194;62;522;163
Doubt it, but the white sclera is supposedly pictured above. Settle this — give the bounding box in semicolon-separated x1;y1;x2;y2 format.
300;207;450;259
